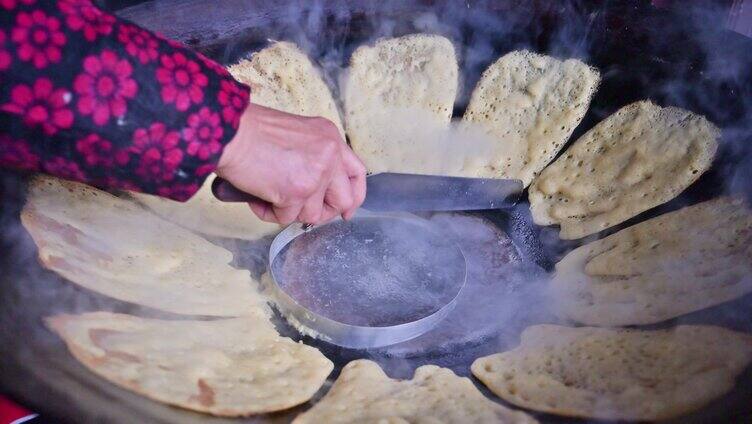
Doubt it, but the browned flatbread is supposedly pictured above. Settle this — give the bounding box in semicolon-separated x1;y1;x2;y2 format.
529;101;719;239
462;50;600;186
551;197;752;326
21;176;266;316
294;359;537;423
473;324;752;421
47;312;333;416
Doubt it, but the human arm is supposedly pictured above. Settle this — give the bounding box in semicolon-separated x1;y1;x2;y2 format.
0;0;365;222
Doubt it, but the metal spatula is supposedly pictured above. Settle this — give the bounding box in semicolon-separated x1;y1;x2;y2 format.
212;173;523;212
212;173;518;348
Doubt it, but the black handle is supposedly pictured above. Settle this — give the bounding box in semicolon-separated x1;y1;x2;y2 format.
211;177;270;206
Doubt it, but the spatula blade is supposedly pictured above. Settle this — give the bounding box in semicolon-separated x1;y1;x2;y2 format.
361;173;523;212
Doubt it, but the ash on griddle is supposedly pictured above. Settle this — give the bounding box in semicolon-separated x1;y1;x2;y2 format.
271;216;465;327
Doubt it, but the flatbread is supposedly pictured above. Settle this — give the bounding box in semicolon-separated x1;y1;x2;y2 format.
529;100;720;239
293;359;537;424
46;312;333;416
551;197;752;326
343;34;460;174
462;50;600;186
21;176;266;317
131;174;279;240
229;40;345;137
472;324;752;421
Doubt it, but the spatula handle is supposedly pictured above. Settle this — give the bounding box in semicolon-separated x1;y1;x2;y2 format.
211;177;269;205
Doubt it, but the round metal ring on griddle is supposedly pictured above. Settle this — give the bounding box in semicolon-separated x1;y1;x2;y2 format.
268;210;467;349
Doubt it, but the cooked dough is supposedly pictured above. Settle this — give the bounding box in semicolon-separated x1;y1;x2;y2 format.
21;176;266;316
462;50;600;186
46;312;333;416
551;197;752;326
344;34;460;174
229;41;345;137
135;42;344;240
293;359;536;424
472;324;752;421
529;100;720;239
131;174;279;241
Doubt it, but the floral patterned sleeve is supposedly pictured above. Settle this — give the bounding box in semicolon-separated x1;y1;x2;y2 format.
0;0;250;201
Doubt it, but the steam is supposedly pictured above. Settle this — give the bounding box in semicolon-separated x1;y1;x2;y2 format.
372;213;554;364
206;0;609;112
0;172;170;392
214;0;752;384
2;0;751;419
345;104;523;177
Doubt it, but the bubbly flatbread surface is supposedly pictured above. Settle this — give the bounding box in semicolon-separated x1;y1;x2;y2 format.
529;100;719;239
229;40;345;137
293;359;536;424
344;34;460;174
551;197;752;326
46;312;333;416
472;324;752;421
22;176;266;317
462;50;600;186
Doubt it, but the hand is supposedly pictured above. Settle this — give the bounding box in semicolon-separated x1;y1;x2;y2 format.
216;103;367;225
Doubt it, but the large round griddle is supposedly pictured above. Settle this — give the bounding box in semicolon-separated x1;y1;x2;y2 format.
2;1;752;423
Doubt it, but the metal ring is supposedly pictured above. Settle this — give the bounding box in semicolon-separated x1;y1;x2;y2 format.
268;209;467;349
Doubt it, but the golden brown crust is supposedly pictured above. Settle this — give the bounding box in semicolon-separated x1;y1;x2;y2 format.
46;313;334;417
529;101;719;239
22;176;267;317
472;325;752;421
